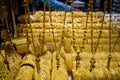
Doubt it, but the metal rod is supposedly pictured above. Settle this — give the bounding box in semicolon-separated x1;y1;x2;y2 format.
48;0;57;51
2;0;20;70
80;4;90;53
94;0;108;54
90;0;94;55
2;0;10;71
26;2;36;56
10;0;17;38
109;0;112;54
32;0;35;15
23;1;29;59
36;0;46;72
107;0;112;70
24;1;38;72
71;0;75;50
56;0;68;69
89;0;96;72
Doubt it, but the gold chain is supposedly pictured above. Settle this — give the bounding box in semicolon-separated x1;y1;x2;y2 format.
89;0;96;72
48;0;57;51
107;0;112;70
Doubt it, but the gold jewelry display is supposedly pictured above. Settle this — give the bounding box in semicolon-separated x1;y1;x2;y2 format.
1;0;120;79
